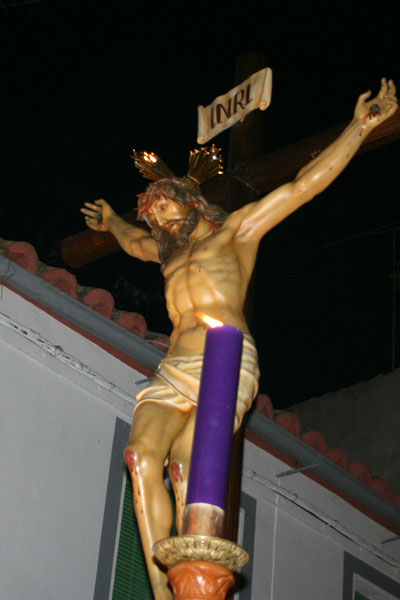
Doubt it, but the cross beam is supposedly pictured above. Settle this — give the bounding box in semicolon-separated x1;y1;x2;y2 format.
61;108;400;268
202;107;400;205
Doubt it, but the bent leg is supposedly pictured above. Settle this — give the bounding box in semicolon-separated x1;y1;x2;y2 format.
169;408;197;534
124;402;189;600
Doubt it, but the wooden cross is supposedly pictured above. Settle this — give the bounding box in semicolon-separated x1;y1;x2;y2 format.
60;57;400;549
61;85;400;269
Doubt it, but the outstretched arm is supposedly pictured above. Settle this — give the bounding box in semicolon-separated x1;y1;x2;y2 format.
234;79;397;242
81;199;160;263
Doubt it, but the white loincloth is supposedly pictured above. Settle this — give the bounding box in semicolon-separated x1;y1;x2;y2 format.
135;333;259;432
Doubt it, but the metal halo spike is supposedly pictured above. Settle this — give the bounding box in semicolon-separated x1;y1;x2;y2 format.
130;150;176;181
187;144;224;185
131;144;223;185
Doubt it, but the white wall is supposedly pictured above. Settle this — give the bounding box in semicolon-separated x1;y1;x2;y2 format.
0;287;146;600
241;441;400;600
2;285;400;600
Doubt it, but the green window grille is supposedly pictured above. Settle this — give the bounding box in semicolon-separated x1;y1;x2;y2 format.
112;474;153;600
354;592;372;600
112;474;177;600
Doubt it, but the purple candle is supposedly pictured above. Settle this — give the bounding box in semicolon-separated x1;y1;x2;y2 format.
186;317;243;510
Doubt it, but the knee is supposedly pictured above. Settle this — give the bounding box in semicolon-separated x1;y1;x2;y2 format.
124;440;163;477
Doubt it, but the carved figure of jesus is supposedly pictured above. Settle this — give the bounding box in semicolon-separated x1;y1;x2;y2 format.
81;79;397;600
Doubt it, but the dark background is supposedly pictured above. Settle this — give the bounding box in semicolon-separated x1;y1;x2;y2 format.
2;2;400;408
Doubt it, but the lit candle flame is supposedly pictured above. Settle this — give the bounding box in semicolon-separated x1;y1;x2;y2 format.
196;312;224;328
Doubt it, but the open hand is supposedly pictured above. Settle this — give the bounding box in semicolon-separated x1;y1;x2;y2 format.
80;199;115;232
354;78;397;129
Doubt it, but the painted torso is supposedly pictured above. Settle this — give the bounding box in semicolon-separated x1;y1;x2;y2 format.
163;224;257;356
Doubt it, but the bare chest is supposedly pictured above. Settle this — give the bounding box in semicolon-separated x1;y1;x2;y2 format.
163;237;241;315
164;239;225;286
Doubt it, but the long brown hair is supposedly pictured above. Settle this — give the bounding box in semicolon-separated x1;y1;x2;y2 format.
137;177;228;263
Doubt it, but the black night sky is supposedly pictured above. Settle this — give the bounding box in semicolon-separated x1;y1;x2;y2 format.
2;2;400;408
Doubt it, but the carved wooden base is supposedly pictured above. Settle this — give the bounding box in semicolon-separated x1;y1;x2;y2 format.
168;561;235;600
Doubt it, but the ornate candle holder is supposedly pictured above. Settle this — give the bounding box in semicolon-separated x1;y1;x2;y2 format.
154;317;248;598
153;533;249;600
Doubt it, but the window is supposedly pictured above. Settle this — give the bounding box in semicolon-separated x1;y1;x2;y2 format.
354;592;372;600
112;475;153;600
112;474;177;600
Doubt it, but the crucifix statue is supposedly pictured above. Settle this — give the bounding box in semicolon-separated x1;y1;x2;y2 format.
81;79;397;600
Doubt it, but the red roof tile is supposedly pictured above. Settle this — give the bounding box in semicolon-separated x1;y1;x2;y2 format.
5;241;38;274
42;268;79;299
114;311;147;338
301;430;327;455
274;412;302;437
82;288;115;318
325;448;350;470
370;478;395;502
254;393;274;419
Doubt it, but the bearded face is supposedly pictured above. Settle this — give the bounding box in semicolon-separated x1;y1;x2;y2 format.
149;207;200;264
137;178;227;264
